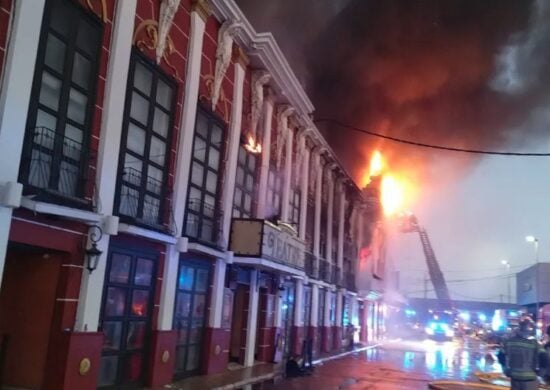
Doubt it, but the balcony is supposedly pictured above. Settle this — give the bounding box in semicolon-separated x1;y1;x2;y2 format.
117;167;174;232
229;219;306;272
319;259;331;283
304;252;318;278
345;272;356;292
20;127;89;207
184;198;223;249
333;265;342;286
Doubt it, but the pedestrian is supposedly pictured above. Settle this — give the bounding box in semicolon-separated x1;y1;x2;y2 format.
503;319;541;390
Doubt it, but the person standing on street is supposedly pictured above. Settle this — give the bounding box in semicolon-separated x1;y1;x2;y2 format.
504;319;541;390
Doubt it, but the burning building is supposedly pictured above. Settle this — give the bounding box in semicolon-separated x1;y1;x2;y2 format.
0;0;388;389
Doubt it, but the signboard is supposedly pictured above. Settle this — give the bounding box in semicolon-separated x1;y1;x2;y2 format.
229;219;306;270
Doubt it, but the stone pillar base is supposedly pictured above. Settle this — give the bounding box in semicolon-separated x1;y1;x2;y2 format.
332;326;342;350
321;326;332;353
291;326;305;356
43;331;103;390
146;330;177;387
203;327;230;374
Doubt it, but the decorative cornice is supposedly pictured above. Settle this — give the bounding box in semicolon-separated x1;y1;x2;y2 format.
192;0;212;21
212;20;242;110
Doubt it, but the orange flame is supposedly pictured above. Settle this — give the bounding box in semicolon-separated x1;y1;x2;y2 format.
381;174;405;216
369;150;384;177
244;135;262;154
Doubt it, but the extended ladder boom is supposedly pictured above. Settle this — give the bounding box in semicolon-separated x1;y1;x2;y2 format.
400;213;452;310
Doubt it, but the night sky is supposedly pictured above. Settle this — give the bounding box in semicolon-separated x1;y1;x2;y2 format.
237;0;550;302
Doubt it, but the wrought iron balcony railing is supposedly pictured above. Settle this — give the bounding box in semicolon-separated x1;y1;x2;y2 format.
20;127;88;205
118;167;173;232
304;252;318;279
184;198;224;249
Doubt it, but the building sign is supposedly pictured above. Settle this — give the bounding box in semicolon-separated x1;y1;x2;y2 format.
229;219;305;270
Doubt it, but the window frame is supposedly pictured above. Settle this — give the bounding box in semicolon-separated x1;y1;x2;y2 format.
20;0;103;207
232;145;258;219
266;164;283;219
114;49;177;231
183;104;226;248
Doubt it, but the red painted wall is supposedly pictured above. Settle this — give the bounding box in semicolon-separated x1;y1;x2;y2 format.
0;0;12;83
0;251;60;389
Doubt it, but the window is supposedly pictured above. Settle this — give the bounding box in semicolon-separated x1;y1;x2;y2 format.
289;187;300;228
232;146;257;218
20;0;102;203
266;166;282;220
115;52;175;229
184;106;224;246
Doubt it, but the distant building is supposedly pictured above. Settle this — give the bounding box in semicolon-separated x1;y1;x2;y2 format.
516;262;550;309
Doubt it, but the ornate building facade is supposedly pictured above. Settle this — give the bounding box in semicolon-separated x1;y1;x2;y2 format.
0;0;387;388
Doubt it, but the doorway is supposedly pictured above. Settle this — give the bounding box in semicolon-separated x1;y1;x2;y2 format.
0;246;60;389
98;247;157;388
173;258;210;378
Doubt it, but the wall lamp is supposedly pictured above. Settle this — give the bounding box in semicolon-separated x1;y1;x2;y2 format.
85;225;103;273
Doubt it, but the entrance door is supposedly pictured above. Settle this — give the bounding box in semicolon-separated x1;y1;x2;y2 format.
98;248;157;388
173;259;210;378
281;282;295;358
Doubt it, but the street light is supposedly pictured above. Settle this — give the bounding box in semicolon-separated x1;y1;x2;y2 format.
501;260;511;304
525;235;540;320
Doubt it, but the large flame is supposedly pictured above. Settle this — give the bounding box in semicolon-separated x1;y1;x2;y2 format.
369;150;384;177
362;150;416;217
381;174;405;216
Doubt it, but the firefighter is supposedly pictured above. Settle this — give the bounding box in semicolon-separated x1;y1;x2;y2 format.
504;318;541;389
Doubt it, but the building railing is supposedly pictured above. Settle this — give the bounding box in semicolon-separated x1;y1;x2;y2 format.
185;198;224;249
305;252;318;279
319;258;331;284
345;272;356;292
333;265;342;286
21;127;88;205
118;167;174;231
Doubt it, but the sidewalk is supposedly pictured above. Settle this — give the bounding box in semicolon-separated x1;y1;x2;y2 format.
152;342;384;390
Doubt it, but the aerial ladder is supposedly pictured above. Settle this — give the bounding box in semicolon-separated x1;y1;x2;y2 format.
399;213;453;311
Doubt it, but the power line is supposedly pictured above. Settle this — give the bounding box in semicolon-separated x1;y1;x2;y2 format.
314;118;550;156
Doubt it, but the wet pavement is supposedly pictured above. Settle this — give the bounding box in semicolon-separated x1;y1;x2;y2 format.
267;337;503;389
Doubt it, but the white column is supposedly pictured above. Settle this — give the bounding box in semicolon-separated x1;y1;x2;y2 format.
336;289;344;327
298;137;310;240
256;97;273;218
0;0;46;288
244;269;259;367
280;129;294;222
208;257;227;327
75;0;137;332
337;182;346;278
324;289;332;326
310;284;319;327
221;60;246;245
274;286;283;329
312;152;322;259
326;170;334;264
294;279;303;327
158;8;207;331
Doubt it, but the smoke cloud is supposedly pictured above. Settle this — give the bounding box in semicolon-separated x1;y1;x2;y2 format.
238;0;550;187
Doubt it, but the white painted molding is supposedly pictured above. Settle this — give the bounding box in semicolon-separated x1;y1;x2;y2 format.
118;223;177;244
212;20;241;110
276;105;295;170
157;0;181;64
250;70;270;138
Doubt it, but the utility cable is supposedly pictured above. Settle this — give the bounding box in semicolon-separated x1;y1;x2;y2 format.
314;118;550;156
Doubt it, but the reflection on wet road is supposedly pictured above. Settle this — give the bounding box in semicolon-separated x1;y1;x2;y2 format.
367;338;502;381
269;337;503;389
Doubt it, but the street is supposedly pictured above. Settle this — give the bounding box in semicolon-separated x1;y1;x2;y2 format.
269;338;502;389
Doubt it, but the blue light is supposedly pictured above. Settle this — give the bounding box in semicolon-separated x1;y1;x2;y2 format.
478;313;487;322
509;311;518;317
405;309;416;317
459;312;471;322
